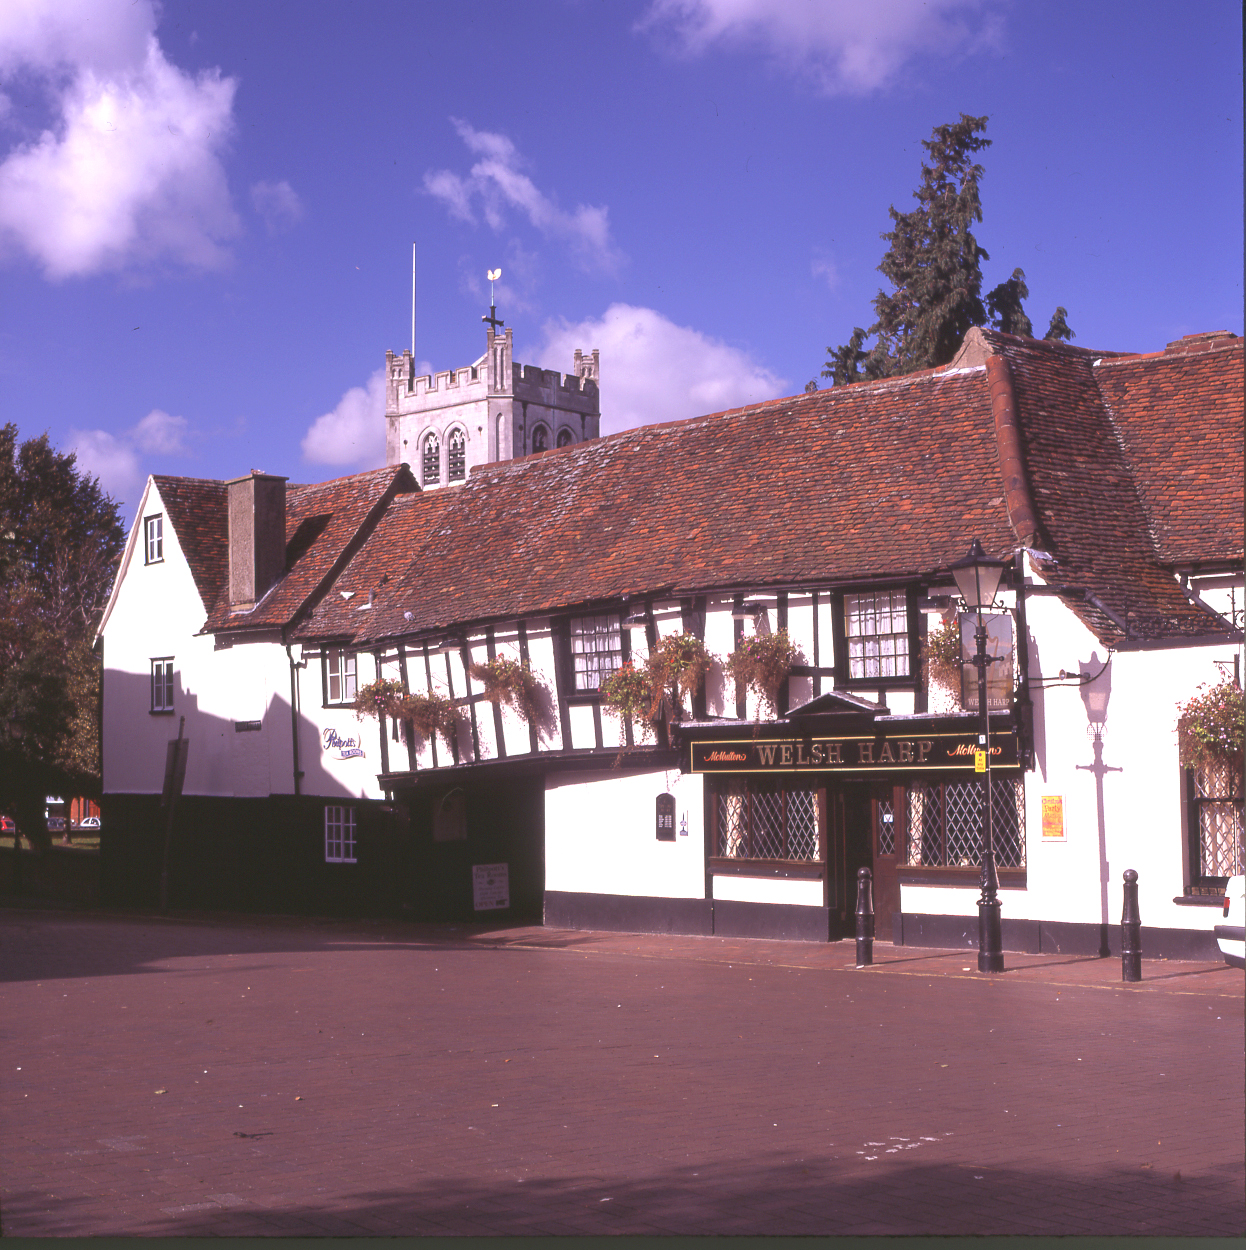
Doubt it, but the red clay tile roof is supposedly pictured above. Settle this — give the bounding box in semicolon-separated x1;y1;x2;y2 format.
168;330;1240;652
984;330;1240;640
337;364;1021;647
204;465;413;634
152;476;228;613
1093;337;1243;567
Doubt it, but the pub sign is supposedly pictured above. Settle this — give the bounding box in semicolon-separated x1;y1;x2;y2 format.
689;729;1019;775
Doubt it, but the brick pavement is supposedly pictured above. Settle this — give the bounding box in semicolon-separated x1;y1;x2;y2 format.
1;905;1242;1237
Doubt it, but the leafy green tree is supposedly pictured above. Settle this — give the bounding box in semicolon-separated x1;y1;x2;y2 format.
824;116;1073;384
0;425;124;849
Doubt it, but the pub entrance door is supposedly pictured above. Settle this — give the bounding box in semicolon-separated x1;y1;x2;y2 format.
870;783;904;942
824;781;873;940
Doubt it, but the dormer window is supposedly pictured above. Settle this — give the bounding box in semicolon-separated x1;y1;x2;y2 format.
422;433;440;486
144;514;163;564
448;428;466;482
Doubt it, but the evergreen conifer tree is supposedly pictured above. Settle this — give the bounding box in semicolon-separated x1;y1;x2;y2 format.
823;116;1073;385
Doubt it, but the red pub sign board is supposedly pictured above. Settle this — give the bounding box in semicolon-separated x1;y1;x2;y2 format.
689;730;1019;775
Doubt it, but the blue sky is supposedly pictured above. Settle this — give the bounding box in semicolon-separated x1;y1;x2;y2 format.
0;0;1241;527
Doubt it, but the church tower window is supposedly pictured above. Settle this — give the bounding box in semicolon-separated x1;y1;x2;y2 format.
448;428;466;482
422;432;440;486
557;428;574;448
532;424;549;453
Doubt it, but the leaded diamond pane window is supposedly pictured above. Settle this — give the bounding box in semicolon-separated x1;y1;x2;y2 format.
1191;760;1243;880
845;590;910;679
570;614;623;691
905;778;1025;868
715;779;819;862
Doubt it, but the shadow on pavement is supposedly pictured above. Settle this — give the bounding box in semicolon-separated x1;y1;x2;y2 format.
5;1152;1242;1237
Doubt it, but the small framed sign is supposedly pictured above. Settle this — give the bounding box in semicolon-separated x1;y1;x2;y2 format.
472;862;509;910
656;793;676;841
1041;796;1065;841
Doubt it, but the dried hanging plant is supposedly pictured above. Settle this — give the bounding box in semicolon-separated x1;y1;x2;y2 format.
725;628;798;718
397;690;461;753
922;618;964;697
468;656;545;725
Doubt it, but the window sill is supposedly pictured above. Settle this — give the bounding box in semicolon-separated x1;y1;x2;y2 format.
898;866;1027;889
709;857;824;880
1172;892;1224;907
149;709;176;716
563;690;603;706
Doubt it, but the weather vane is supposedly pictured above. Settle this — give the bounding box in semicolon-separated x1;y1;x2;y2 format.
483;268;504;334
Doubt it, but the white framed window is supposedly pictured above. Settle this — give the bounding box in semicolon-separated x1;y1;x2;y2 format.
151;658;175;712
844;590;910;679
144;514;163;564
324;805;357;863
570;613;623;691
325;647;357;705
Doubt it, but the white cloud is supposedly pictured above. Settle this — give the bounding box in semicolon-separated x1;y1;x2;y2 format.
131;408;189;455
424;119;624;275
811;248;839;290
251;179;304;234
69;427;143;511
639;0;1002;95
535;304;785;435
0;0;238;278
69;406;193;520
301;368;389;467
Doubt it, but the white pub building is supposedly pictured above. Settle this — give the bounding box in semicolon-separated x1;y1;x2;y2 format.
96;319;1243;958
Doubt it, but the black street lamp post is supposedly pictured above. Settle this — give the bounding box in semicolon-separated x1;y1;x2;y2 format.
949;539;1008;973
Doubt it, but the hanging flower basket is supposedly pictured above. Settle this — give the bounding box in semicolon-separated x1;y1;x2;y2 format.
922;619;963;696
353;678;407;721
599;662;656;739
1176;680;1244;772
725;628;798;717
397;690;461;752
468;656;545;725
646;633;714;724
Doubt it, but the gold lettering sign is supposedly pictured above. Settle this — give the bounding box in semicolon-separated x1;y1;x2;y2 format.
688;732;1018;774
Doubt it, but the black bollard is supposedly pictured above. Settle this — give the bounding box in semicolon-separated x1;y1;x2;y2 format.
1121;868;1141;982
855;867;875;968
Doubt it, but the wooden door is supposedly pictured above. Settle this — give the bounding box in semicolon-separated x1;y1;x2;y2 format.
871;784;903;942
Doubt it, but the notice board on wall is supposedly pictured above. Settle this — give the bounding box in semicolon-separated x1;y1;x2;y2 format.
472;862;510;911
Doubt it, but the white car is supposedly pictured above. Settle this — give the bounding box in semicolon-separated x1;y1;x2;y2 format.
78;816;101;829
1215;875;1245;970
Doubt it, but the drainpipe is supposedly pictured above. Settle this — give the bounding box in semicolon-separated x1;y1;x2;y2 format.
286;643;305;796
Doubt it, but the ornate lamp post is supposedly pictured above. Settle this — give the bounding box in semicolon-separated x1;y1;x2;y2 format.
948;539;1008;973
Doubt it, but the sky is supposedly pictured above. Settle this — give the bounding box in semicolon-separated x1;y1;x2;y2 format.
0;0;1241;528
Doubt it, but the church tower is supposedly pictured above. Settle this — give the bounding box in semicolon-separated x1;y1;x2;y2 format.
384;299;600;488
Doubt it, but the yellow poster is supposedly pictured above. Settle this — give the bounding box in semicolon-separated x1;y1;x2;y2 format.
1042;795;1065;841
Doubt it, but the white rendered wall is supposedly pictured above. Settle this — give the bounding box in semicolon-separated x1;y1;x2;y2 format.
545;768;706;898
712;875;823;906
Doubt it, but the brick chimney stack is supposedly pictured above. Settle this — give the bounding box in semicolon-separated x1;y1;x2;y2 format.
226;471;288;610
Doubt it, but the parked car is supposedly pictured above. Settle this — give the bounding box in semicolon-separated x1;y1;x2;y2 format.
79;816;101;829
0;816;14;834
47;816;66;832
1215;875;1245;970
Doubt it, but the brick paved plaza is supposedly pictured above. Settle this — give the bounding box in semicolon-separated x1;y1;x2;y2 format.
1;905;1242;1237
